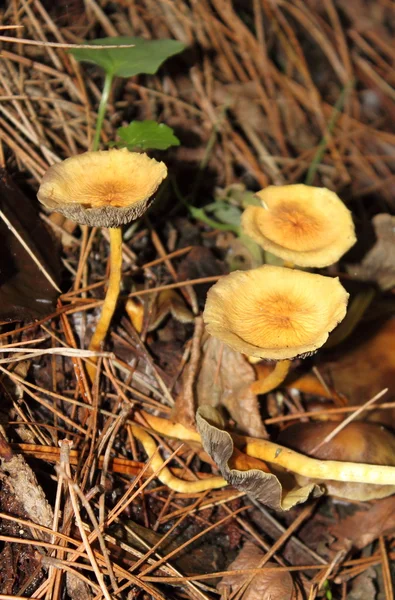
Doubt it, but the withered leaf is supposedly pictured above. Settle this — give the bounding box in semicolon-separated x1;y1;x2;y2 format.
148;289;194;331
322;319;395;426
218;541;296;600
196;406;323;511
346;568;377;600
347;214;395;290
0;434;53;537
330;496;395;550
0;171;61;321
66;572;92;600
174;330;266;436
195;334;267;438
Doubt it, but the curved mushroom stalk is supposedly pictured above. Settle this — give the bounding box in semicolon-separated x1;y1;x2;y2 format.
195;407;395;507
277;421;395;501
250;360;291;395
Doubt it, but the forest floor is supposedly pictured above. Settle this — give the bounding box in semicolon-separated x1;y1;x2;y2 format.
0;1;395;599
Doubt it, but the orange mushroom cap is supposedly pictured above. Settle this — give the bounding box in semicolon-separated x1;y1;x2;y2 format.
203;265;349;360
242;184;356;267
37;148;167;227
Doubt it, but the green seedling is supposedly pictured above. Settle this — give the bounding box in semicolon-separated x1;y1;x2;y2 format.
69;36;185;151
115;120;180;151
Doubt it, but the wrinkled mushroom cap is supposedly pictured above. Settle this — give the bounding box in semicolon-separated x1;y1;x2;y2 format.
278;421;395;501
242;184;356;267
37;148;167;227
203;265;349;360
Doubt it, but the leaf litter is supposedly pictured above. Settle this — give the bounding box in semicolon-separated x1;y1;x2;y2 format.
0;1;394;599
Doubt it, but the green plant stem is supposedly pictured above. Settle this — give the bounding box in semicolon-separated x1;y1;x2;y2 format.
171;176;241;234
92;72;114;151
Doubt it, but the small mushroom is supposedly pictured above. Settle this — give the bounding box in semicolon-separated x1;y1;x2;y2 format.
203;265;348;393
242;184;356;267
38;149;167;379
38;148;167;228
277;421;395;501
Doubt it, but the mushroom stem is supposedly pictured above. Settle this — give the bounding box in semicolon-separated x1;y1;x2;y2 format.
243;438;395;486
87;227;123;380
131;423;227;492
140;411;395;489
250;359;291;395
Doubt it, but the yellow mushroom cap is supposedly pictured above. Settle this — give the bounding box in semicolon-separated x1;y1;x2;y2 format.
37;148;167;228
242;184;356;267
203;265;349;360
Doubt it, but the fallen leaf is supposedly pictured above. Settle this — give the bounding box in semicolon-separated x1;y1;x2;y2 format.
344;568;377;600
347;214;395;290
0;433;53;537
112;519;227;577
148;289;194;331
66;573;92;600
196;406;323;511
218;541;296;599
197;334;266;437
322;318;395;425
0;170;61;321
330;496;395;550
176;331;267;438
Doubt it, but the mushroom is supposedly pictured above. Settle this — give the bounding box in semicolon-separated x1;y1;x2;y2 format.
277;421;395;500
38;149;167;379
242;184;356;267
203;265;349;394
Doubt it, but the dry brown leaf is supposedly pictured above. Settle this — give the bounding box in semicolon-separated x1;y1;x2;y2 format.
0;435;53;537
330;496;395;550
345;568;377;600
66;572;93;600
323;319;395;425
196;407;323;511
176;332;266;438
148;289;194;331
348;214;395;290
218;541;296;599
197;334;267;437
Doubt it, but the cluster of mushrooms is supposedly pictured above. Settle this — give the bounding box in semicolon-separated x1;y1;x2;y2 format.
204;184;356;395
38;149;395;509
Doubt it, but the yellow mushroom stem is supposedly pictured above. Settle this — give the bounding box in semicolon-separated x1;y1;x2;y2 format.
87;227;123;381
139;411;395;490
250;359;291;395
130;423;227;493
242;437;395;486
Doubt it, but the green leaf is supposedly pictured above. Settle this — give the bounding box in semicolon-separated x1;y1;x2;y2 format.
69;36;185;78
116;120;180;151
209;203;242;227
